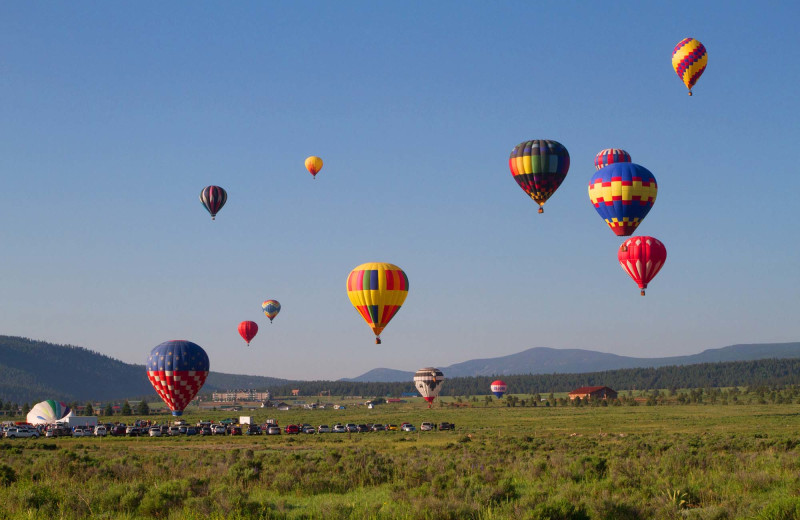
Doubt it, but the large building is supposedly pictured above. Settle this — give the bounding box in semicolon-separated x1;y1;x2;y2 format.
568;386;618;401
212;390;271;402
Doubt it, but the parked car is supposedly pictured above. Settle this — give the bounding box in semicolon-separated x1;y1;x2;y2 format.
386;424;398;431
178;426;188;435
73;427;87;437
266;426;281;435
110;425;126;436
371;424;386;432
5;427;39;439
401;423;416;432
246;425;261;435
94;426;108;437
228;426;242;436
345;423;358;433
302;424;316;434
185;427;197;436
126;427;142;437
45;428;57;438
200;426;212;436
356;424;369;433
317;425;331;433
284;424;300;434
420;422;434;431
212;425;226;435
149;426;162;437
438;422;455;431
168;426;181;436
333;424;347;433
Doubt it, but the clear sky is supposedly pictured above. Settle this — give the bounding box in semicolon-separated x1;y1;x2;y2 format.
1;2;798;380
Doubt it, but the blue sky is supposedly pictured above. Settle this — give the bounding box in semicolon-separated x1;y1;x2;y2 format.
1;2;798;380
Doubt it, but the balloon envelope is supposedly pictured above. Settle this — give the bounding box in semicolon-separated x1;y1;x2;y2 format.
672;37;707;95
588;162;657;237
199;186;227;220
594;149;631;170
490;380;508;398
618;236;667;295
27;400;72;424
261;300;281;323
414;367;445;404
238;321;258;345
346;262;408;343
305;156;323;178
509;139;570;212
146;340;210;416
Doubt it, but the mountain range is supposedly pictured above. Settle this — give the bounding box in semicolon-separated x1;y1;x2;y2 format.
340;343;800;382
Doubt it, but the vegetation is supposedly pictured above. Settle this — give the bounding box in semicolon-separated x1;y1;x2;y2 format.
1;402;799;519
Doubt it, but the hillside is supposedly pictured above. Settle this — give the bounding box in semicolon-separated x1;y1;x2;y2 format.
0;336;290;404
343;343;800;382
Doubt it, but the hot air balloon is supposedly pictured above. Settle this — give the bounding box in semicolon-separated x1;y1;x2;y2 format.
594;149;631;170
146;340;210;416
414;367;445;408
305;156;323;179
588;162;658;238
238;321;258;346
199;186;227;220
346;262;408;344
672;37;707;96
490;380;508;399
27;400;72;425
618;236;667;295
509;139;570;213
261;300;281;323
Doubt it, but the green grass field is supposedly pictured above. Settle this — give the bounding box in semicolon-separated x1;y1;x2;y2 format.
2;401;800;519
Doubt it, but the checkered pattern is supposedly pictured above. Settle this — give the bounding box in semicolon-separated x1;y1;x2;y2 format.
672;38;707;93
147;340;210;416
588;163;657;237
509;140;570;210
594;149;631;170
618;236;667;294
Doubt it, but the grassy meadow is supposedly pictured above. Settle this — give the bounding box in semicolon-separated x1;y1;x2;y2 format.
2;400;800;519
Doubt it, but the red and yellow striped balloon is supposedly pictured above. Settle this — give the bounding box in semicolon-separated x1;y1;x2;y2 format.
305;156;323;179
346;262;408;344
672;38;707;96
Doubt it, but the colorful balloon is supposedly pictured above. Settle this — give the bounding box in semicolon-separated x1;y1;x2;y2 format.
261;300;281;323
238;321;258;346
618;236;667;296
672;37;707;96
146;340;210;416
594;149;631;170
509;139;570;213
27;400;72;425
305;156;323;179
490;380;508;399
588;162;658;237
346;262;408;344
414;367;445;407
199;186;227;220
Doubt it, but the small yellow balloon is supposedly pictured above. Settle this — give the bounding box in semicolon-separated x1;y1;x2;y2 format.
305;156;323;178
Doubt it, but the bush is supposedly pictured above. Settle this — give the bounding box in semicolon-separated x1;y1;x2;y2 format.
0;464;17;487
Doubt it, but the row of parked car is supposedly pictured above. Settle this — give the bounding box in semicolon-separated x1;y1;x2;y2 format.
274;421;455;434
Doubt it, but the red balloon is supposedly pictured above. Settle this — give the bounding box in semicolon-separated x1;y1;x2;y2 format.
238;321;259;345
618;236;667;296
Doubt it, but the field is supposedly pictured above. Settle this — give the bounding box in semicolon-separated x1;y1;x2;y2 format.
2;402;800;519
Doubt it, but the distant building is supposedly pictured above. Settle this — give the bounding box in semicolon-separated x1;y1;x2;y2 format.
568;386;617;401
212;390;271;402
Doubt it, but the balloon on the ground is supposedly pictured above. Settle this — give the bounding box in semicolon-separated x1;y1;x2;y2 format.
146;340;210;416
618;236;667;295
509;139;570;213
414;367;445;406
238;321;258;346
490;380;508;398
346;262;408;344
199;186;227;220
261;300;281;323
305;156;323;179
672;37;707;96
588;162;658;237
594;149;631;170
27;400;72;424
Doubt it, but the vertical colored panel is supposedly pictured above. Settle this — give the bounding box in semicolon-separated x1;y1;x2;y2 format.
369;269;379;290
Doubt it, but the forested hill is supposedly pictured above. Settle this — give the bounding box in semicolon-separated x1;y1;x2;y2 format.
0;336;289;403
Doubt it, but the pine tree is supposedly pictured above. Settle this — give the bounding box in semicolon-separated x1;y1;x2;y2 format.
136;401;150;415
103;403;114;416
121;401;132;416
85;403;94;415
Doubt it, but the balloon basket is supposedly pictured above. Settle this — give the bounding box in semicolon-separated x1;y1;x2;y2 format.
538;207;544;214
375;337;382;345
640;290;646;296
688;91;693;96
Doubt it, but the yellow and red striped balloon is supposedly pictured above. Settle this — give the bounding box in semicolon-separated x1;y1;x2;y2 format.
346;262;408;344
672;38;707;96
305;156;323;179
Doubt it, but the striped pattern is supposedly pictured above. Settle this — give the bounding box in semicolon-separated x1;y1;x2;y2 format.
199;185;227;220
414;367;445;403
588;163;657;237
672;38;707;94
346;262;408;340
146;340;209;416
238;320;258;345
618;236;667;295
261;300;281;322
490;380;507;398
509;139;570;211
594;149;631;170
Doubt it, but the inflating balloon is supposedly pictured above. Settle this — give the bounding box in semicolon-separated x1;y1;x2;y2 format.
146;340;209;416
305;156;323;179
509;139;570;213
346;262;408;344
261;300;281;323
27;400;72;425
414;367;445;407
588;162;657;237
199;186;227;220
238;321;258;346
618;236;667;296
672;38;707;96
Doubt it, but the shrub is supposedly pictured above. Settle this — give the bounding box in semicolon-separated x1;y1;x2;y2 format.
0;464;17;487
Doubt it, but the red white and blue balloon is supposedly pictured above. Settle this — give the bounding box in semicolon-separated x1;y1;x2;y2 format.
146;340;210;416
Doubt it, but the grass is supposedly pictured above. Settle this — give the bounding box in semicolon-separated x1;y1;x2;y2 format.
2;402;800;519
